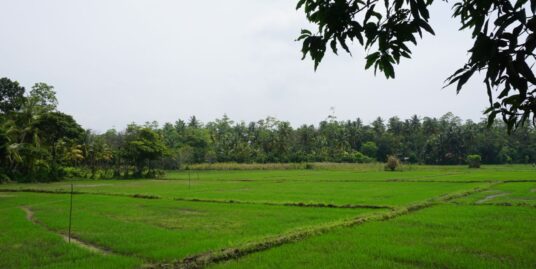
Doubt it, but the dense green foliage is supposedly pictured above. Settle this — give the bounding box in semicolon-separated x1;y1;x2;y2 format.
0;78;170;182
87;113;534;170
0;78;85;182
296;0;536;132
0;78;168;182
0;77;25;114
3;76;536;182
122;125;168;177
467;154;482;168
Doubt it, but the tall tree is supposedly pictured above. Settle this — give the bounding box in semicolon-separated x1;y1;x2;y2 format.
123;125;167;177
29;83;58;112
33;112;84;172
0;77;25;115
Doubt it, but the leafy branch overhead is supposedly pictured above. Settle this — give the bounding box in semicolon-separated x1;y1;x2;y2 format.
297;0;435;78
297;0;536;132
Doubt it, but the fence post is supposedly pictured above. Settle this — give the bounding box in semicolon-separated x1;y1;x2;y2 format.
68;183;73;243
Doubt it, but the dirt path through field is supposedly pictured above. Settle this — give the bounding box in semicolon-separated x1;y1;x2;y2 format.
20;206;111;255
475;192;509;204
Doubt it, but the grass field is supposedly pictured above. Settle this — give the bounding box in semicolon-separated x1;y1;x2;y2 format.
213;205;536;269
0;165;535;268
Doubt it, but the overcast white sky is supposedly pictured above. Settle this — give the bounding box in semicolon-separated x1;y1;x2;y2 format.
0;0;489;131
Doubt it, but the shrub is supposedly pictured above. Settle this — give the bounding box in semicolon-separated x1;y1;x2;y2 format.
64;167;88;178
145;169;166;179
353;151;374;163
385;155;400;171
360;141;378;158
338;151;374;163
467;154;481;168
0;171;9;183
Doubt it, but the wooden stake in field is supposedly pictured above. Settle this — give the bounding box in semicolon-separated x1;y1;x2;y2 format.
68;183;73;243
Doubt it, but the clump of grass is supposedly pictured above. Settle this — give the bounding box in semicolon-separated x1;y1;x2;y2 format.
130;194;161;199
467;154;482;168
385;155;401;171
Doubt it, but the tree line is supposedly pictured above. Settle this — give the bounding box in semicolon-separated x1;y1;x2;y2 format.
2;77;535;182
146;113;534;167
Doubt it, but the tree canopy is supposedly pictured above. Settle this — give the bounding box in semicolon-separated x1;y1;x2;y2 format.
0;78;86;182
296;0;536;132
123;125;167;177
0;77;25;115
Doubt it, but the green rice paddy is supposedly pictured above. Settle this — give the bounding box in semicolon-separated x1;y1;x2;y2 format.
1;165;535;268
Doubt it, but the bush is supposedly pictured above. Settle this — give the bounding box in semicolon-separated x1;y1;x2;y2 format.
385;155;400;171
360;141;378;158
467;154;481;168
338;151;374;163
145;169;166;179
353;151;374;163
64;167;91;179
0;171;9;183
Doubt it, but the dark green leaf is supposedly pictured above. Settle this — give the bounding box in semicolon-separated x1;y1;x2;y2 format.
365;52;381;69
